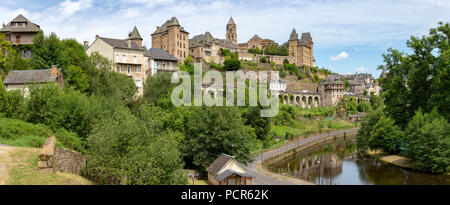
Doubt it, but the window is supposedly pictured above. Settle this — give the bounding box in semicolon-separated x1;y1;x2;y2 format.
122;55;126;63
15;35;20;44
127;66;131;75
116;54;119;62
136;65;141;73
133;56;137;64
116;65;121;73
5;34;10;42
134;78;142;88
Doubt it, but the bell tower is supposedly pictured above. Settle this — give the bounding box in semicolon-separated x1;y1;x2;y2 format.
226;17;237;44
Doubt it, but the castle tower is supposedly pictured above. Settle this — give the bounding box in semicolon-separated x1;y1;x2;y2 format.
128;26;143;47
288;28;299;64
226;17;237;44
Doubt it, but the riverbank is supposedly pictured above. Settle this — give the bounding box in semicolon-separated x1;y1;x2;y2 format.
246;128;359;185
366;150;413;169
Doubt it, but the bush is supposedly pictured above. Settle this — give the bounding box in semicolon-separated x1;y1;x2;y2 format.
0;90;26;118
223;57;241;71
83;106;186;185
404;109;450;173
368;115;403;153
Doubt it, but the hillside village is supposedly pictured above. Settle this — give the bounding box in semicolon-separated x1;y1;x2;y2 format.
1;13;446;186
2;15;381;108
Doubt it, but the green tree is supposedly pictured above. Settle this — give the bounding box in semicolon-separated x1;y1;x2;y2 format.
31;31;61;69
65;65;89;93
58;39;89;71
356;108;384;149
223;56;241;71
368;115;403;153
144;71;177;105
404;109;450;173
243;106;271;142
182;106;256;168
83;105;186;185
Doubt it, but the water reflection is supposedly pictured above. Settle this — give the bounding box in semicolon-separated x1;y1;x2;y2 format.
269;139;450;185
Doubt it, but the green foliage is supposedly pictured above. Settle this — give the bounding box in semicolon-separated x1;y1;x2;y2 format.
0;78;5;93
380;22;450;123
404;109;450;173
260;56;267;63
182;106;256;168
0;117;82;150
144;72;177;105
31;31;61;69
0;90;26;119
243;106;271;142
65;65;89;93
368;115;403;153
248;48;263;55
357;108;385;149
83;105;186;185
223;56;241;71
179;55;194;74
86;52;137;100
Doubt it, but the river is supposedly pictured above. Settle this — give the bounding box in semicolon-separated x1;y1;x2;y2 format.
268;138;450;185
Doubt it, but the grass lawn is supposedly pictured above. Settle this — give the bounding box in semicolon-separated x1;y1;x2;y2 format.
7;148;92;185
187;179;209;185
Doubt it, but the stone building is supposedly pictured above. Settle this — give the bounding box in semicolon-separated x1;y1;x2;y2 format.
226;17;237;44
319;75;345;107
145;47;179;76
151;17;189;61
3;65;64;97
207;153;253;185
189;31;238;64
240;34;277;51
86;26;147;96
288;29;315;67
0;14;41;58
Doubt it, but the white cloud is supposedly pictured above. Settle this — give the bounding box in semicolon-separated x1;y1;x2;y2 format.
330;51;349;61
355;66;366;72
58;0;93;18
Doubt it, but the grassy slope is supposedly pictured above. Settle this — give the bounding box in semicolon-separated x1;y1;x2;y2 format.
6;147;92;185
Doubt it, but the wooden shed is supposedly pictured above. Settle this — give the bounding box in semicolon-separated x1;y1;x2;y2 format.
207;153;253;185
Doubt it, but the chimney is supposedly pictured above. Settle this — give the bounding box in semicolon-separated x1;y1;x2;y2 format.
50;65;58;78
95;35;99;39
84;41;89;46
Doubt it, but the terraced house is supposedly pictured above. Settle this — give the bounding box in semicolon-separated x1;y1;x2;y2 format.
0;14;41;58
86;27;147;96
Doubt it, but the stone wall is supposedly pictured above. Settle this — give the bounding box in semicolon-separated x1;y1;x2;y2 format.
38;137;86;175
54;147;86;175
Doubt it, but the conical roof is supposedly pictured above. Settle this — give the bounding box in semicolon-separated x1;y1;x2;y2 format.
289;28;298;40
128;26;143;40
227;17;235;25
169;17;180;26
11;14;29;22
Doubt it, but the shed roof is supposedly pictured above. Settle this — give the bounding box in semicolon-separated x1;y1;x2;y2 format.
216;169;253;181
3;68;61;85
207;153;235;175
145;48;178;61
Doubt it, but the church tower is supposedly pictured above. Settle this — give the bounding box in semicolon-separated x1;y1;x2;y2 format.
226;17;237;44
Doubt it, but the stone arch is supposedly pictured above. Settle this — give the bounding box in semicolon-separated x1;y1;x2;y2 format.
284;94;289;104
295;96;301;107
308;96;313;108
314;96;319;108
302;96;307;108
279;94;283;104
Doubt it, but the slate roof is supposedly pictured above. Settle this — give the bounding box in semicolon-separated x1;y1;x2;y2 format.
152;17;188;35
145;48;178;61
207;153;235;175
99;37;143;50
189;32;238;49
0;14;41;33
216;169;253;181
227;17;235;25
128;26;143;40
3;68;61;85
289;28;298;40
300;32;313;44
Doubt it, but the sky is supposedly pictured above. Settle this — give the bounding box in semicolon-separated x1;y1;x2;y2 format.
1;0;449;77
